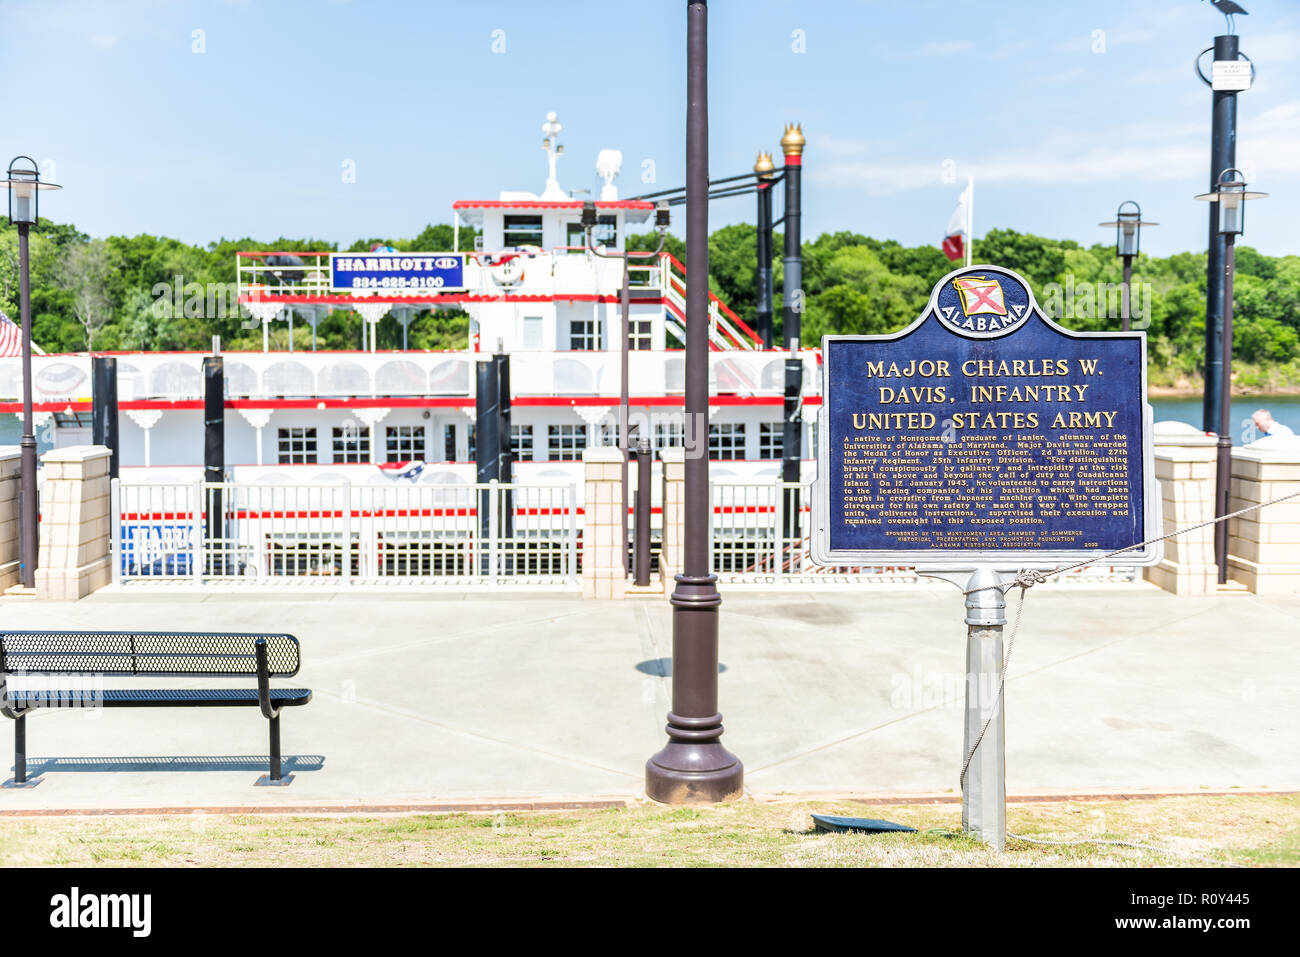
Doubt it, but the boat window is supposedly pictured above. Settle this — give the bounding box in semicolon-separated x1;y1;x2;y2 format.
511;425;534;460
569;318;601;351
386;425;426;463
759;423;783;460
709;423;746;461
547;424;587;461
503;214;544;248
629;318;653;351
565;216;616;250
593;215;617;248
655;418;684;448
277;427;318;464
332;426;371;464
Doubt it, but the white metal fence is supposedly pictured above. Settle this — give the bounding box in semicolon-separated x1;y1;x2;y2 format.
709;481;917;585
110;478;1141;591
112;479;579;587
708;481;1140;586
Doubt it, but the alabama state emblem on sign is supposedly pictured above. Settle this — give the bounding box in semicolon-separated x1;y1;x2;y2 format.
934;267;1033;338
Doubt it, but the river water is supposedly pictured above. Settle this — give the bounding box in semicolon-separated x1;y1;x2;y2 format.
1150;396;1300;442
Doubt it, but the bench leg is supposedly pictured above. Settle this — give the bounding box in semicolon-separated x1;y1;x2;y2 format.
254;714;293;787
3;714;39;789
14;715;24;783
269;715;281;781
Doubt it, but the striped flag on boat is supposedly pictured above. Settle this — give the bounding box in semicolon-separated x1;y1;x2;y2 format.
378;461;425;481
0;310;22;357
0;309;42;357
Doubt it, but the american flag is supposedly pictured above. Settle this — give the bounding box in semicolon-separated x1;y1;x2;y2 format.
378;461;425;481
0;310;22;357
0;310;42;357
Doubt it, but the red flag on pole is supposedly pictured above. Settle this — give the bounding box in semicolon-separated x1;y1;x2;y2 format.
941;182;971;263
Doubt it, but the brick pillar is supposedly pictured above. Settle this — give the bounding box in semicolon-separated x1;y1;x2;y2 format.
581;446;626;600
658;446;684;584
0;448;21;590
35;445;113;601
1228;447;1300;594
1145;434;1218;595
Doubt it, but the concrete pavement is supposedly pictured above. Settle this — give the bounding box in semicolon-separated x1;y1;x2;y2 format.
0;581;1296;809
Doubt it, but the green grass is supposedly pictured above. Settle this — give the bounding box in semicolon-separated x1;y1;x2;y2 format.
0;795;1295;867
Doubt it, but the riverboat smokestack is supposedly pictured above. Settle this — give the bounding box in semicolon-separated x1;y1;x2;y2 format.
92;356;119;479
203;355;224;569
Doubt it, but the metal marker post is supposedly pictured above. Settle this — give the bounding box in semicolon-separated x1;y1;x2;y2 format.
917;566;1012;851
635;437;652;587
962;567;1007;851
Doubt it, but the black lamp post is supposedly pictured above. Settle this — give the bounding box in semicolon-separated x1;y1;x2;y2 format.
1098;201;1156;331
753;152;775;349
1195;168;1267;584
645;0;743;805
2;157;61;589
584;198;670;578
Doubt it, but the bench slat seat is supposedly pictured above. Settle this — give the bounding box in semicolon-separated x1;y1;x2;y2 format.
8;688;312;707
0;631;301;677
0;630;311;787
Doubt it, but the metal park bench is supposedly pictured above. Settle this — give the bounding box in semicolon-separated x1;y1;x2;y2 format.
0;632;311;788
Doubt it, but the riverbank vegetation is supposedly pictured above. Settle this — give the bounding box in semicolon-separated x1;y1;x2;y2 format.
4;216;1298;391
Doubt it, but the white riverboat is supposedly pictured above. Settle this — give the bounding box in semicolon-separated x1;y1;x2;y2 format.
10;114;820;489
2;115;830;587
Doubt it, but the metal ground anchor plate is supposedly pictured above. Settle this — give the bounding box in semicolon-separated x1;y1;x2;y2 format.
811;814;916;834
254;773;294;787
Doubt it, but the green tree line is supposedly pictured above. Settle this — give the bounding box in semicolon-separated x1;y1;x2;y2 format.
632;225;1300;389
0;220;478;353
6;216;1299;388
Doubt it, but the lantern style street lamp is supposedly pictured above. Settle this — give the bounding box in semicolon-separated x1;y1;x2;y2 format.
644;0;743;805
1098;201;1157;331
583;198;670;578
2;157;61;589
1195;168;1268;584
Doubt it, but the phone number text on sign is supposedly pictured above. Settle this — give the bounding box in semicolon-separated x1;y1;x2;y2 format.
330;253;466;293
349;276;453;290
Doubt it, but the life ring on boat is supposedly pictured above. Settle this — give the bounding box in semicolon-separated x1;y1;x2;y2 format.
476;251;526;289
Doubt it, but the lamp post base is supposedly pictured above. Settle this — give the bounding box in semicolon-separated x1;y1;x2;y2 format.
644;574;744;805
645;729;744;806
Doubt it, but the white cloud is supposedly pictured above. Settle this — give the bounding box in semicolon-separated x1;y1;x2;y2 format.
90;35;118;50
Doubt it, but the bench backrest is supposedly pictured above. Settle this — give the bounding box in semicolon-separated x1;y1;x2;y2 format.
0;632;301;678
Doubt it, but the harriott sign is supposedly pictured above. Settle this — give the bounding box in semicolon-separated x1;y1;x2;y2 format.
811;264;1160;568
329;252;466;293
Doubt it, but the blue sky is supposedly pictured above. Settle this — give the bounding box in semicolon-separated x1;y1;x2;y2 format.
4;0;1298;257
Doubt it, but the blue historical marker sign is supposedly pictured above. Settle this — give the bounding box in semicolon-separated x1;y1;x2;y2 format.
330;252;466;293
810;264;1160;567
